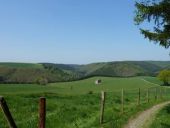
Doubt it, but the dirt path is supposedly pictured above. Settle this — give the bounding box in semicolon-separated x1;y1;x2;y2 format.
124;101;170;128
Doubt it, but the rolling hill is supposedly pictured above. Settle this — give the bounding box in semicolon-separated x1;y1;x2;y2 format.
0;61;170;84
50;61;169;77
0;63;78;84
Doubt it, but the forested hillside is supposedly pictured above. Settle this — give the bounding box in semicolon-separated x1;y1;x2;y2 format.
0;61;169;84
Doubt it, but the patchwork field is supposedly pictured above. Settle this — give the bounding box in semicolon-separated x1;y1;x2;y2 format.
0;76;168;128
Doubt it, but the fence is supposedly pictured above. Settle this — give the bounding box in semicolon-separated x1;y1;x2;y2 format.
0;96;46;128
99;86;168;125
0;86;169;128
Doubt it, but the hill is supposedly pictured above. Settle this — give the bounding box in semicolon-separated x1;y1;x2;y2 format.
0;61;170;83
0;63;78;84
147;61;170;68
49;61;169;77
84;61;161;77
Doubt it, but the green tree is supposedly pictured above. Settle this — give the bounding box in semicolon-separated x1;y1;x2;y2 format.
36;77;48;85
158;70;170;85
134;0;170;48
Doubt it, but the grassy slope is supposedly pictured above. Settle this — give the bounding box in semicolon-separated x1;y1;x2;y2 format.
140;76;163;85
49;76;158;94
0;63;73;83
148;61;170;68
42;61;170;79
90;63;144;76
149;104;170;128
77;63;106;75
0;76;165;128
0;77;158;95
61;61;168;78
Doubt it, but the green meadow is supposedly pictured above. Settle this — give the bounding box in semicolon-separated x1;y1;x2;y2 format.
0;76;168;128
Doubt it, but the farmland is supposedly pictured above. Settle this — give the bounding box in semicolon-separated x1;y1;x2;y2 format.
0;76;168;128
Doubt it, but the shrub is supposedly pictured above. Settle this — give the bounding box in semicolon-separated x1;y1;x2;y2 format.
88;91;93;94
158;70;170;86
36;77;48;85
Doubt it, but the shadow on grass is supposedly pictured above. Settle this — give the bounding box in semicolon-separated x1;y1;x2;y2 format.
160;123;170;128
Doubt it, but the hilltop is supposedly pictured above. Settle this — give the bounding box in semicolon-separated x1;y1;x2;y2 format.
0;61;170;84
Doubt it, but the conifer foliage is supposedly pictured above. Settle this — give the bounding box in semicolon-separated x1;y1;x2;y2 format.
134;0;170;48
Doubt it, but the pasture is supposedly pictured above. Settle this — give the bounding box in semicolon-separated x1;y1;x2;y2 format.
0;76;167;128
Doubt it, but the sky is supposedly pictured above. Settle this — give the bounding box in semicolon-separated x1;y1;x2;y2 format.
0;0;169;64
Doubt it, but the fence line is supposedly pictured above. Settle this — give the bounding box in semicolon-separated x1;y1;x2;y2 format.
100;86;169;125
0;86;169;127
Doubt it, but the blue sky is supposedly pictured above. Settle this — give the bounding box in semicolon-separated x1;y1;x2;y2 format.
0;0;169;64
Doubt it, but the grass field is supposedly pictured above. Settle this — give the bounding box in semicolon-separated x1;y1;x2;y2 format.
0;76;167;128
0;76;161;95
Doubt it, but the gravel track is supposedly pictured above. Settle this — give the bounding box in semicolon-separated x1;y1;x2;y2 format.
124;101;170;128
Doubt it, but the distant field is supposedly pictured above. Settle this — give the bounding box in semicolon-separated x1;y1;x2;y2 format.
0;76;161;95
49;76;161;94
0;76;166;128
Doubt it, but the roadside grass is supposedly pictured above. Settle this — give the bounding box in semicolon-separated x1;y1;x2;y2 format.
149;103;170;128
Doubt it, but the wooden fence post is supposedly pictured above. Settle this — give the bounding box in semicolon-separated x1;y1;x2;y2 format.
121;89;124;113
138;88;141;106
147;88;149;103
100;91;106;125
162;87;168;99
164;88;166;98
155;88;157;101
0;96;17;128
39;97;46;128
160;88;162;99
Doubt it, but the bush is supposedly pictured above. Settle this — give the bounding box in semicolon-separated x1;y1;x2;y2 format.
88;91;93;94
36;77;48;85
0;76;4;82
158;70;170;86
